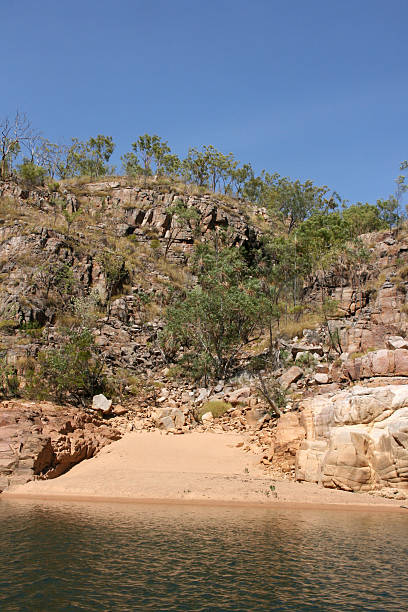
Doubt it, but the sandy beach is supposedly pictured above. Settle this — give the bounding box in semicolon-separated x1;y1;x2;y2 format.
2;431;406;512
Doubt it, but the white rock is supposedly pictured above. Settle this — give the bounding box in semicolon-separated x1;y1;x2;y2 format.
92;394;112;414
201;411;214;423
314;373;329;384
386;336;408;350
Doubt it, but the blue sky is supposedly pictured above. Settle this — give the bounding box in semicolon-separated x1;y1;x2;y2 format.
2;0;407;204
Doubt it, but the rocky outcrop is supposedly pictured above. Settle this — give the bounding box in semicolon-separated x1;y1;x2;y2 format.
293;385;408;496
343;348;408;380
0;400;122;492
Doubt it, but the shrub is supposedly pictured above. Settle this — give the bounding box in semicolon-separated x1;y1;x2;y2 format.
197;399;232;420
0;320;17;334
18;160;46;186
0;357;19;397
29;328;106;404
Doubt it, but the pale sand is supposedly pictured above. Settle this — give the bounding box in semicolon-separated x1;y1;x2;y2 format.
3;431;407;512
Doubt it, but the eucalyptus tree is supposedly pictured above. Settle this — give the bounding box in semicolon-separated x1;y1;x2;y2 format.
0;111;32;179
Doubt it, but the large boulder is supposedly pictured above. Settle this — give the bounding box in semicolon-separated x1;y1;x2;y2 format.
278;366;303;390
294;385;408;494
152;407;185;429
343;348;408;380
0;400;122;492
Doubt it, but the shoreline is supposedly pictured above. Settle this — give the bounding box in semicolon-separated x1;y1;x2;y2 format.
2;491;408;513
3;431;407;514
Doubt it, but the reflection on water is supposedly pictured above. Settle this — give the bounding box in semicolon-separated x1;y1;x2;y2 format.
0;499;407;611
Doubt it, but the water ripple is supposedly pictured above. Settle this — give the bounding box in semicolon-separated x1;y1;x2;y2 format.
0;500;407;611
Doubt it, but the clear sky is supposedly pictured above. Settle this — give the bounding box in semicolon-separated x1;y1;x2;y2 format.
2;0;407;204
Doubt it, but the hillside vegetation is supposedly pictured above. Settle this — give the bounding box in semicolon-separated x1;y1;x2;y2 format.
0;111;407;406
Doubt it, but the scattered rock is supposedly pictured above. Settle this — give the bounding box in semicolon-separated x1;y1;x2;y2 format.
201;411;214;424
278;366;303;390
314;373;329;384
92;394;112;415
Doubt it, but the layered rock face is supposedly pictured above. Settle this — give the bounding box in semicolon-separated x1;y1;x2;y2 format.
0;400;121;492
294;385;408;495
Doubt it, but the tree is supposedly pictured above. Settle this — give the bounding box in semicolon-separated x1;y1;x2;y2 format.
37;140;69;179
64;135;115;178
162;245;263;380
0;112;32;179
269;175;329;233
35;261;75;301
182;147;209;187
376;197;400;229
130;134;171;176
342;202;386;237
182;145;238;193
35;328;106;404
17;159;46;186
98;250;128;314
231;163;254;197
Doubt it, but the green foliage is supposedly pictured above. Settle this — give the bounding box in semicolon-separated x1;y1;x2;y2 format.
64;135;115;178
0;357;19;397
0;319;17;333
32;328;106;404
71;290;102;328
122;134;179;178
182;145;239;193
17;159;46;186
253;371;286;417
197;400;232;420
376;197;400;229
162;245;264;380
164;199;200;257
342;202;386;236
98;250;128;308
35;261;76;300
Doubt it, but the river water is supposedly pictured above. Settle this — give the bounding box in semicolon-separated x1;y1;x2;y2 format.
0;499;407;611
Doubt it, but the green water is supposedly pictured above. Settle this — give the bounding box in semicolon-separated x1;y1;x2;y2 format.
0;499;407;611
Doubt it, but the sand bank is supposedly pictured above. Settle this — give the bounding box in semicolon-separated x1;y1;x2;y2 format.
2;431;406;512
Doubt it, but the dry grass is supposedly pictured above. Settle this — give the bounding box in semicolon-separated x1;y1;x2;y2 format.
156;258;190;287
276;312;324;339
197;400;232;420
364;271;388;294
349;347;377;359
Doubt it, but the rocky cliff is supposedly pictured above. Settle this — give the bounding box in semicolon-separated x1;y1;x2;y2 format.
2;177;408;500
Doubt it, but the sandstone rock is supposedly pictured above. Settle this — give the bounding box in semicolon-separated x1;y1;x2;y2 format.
195;389;210;404
92;394;112;415
275;413;305;449
158;416;175;430
201;411;214;424
295;385;408;493
292;344;323;357
246;407;269;428
278;366;303;390
0;400;121;490
113;405;128;416
386;336;408;350
152;407;185;429
314;373;329;384
227;387;251;404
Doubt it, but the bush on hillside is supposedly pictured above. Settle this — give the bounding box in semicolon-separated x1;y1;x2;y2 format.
28;328;106;405
197;400;232;421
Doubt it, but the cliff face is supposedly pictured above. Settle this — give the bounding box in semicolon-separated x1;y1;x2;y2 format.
2;178;408;499
0;179;263;373
293;385;408;497
0;400;122;492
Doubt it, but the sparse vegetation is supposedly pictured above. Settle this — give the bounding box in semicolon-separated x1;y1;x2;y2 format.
197;400;232;420
27;328;107;404
1;112;407;398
